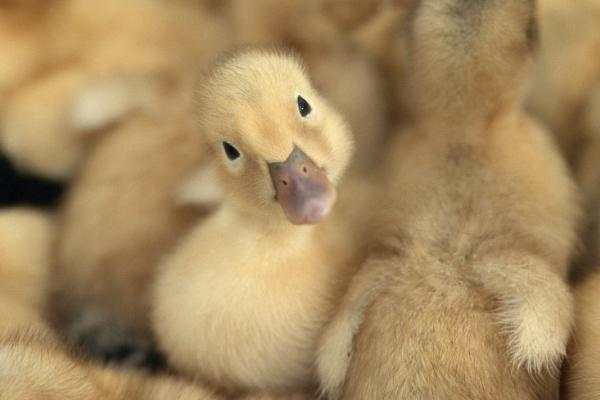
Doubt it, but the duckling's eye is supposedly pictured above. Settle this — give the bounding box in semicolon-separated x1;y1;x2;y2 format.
297;95;312;117
222;141;241;161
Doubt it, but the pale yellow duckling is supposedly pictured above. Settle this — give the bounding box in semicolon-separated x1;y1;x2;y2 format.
152;50;362;395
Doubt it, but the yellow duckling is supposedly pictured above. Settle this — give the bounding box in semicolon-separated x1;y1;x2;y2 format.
152;50;363;395
228;0;389;173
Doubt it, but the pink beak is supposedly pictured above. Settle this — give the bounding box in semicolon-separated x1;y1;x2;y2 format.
268;146;336;225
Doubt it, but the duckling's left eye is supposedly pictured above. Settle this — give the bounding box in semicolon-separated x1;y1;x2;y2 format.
223;141;241;161
297;95;312;117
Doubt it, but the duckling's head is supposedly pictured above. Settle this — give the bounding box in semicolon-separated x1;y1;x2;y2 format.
196;50;353;225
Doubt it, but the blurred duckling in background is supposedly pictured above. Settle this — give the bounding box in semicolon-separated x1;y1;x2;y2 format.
0;208;221;400
527;0;600;164
0;208;54;334
50;110;219;365
314;0;411;122
564;271;600;400
316;0;580;398
228;0;390;174
1;333;222;400
152;50;367;396
7;0;231;365
350;1;411;123
320;0;389;32
0;1;53;110
527;0;600;277
0;0;228;180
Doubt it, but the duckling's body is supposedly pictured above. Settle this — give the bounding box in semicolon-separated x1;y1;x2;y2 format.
0;209;222;400
154;202;358;392
316;1;580;398
153;50;362;394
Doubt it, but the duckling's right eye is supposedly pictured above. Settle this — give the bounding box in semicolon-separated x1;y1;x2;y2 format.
223;142;241;161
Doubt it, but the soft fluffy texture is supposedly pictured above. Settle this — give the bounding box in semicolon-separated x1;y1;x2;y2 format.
152;50;367;395
316;0;580;398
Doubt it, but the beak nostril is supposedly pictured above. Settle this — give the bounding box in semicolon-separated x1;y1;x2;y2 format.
302;166;308;174
282;179;288;186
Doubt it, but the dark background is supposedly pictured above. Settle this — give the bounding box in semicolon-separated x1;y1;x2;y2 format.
0;155;65;208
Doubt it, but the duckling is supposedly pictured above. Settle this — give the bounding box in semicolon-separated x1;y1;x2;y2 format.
563;271;600;400
228;0;389;173
50;109;219;365
1;0;228;180
527;0;600;164
152;50;364;395
316;0;580;398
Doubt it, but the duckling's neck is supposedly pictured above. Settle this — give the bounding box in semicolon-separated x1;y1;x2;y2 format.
223;202;315;241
